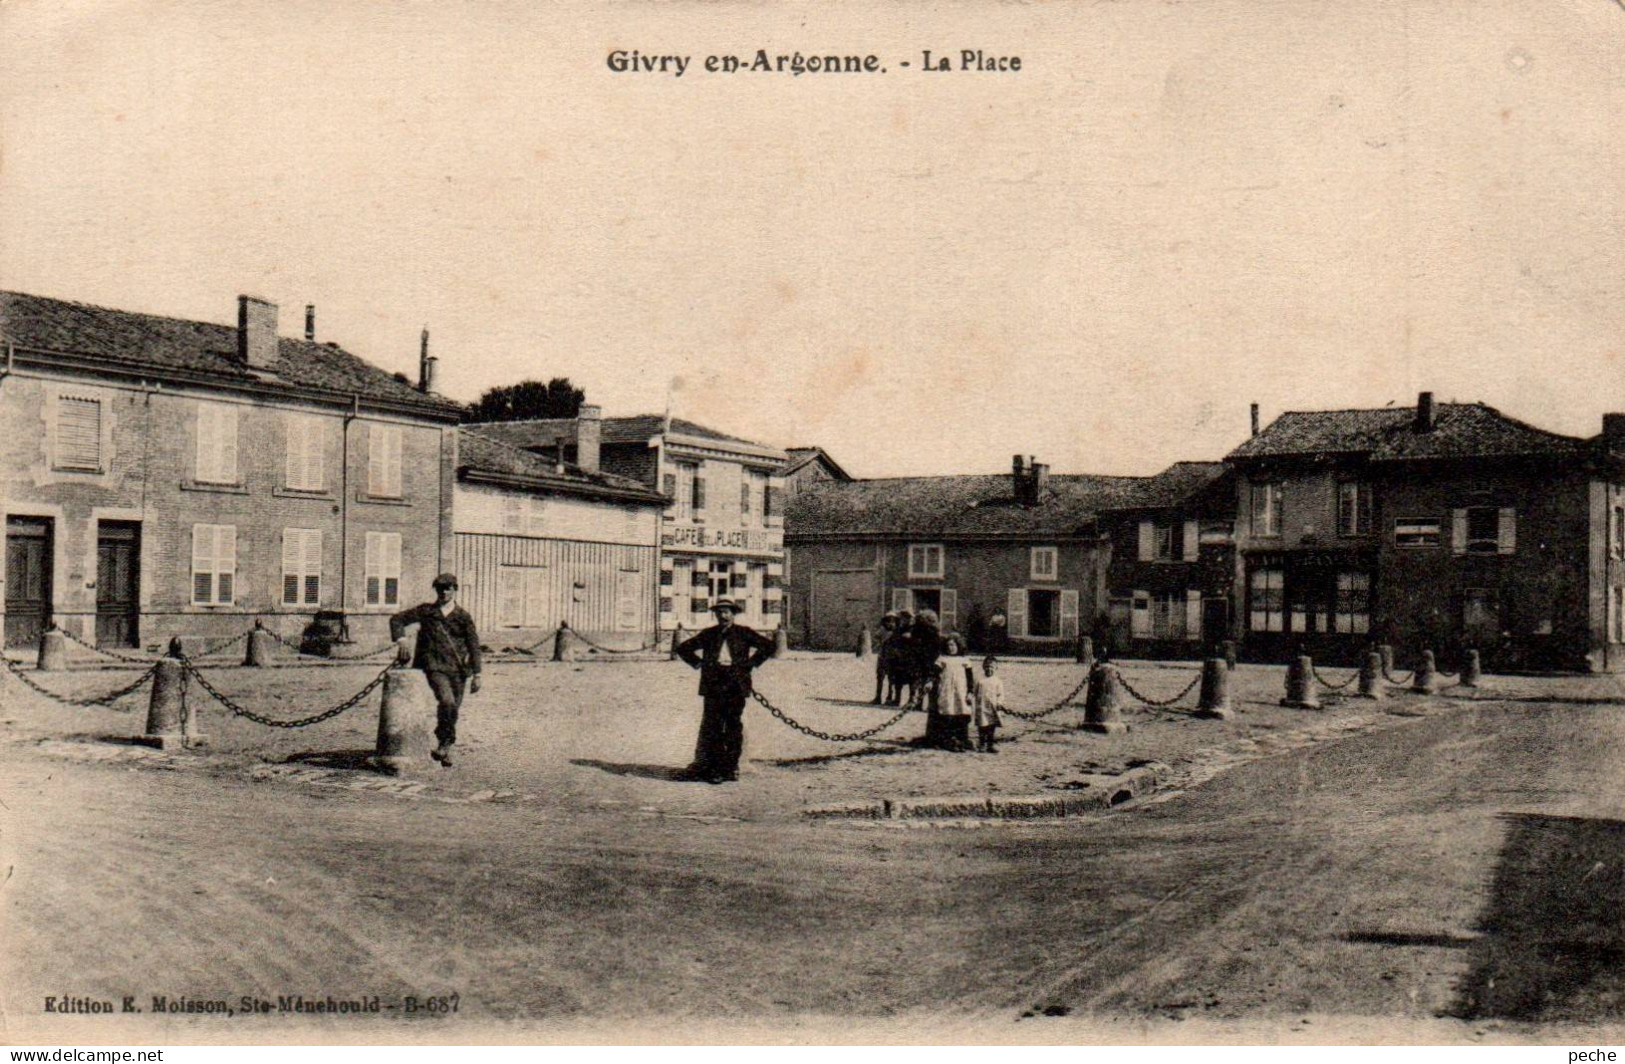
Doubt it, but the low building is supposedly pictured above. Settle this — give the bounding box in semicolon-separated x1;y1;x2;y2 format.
784;456;1141;653
1227;393;1625;670
1098;461;1237;659
0;290;461;651
779;446;852;497
452;427;669;651
466;413;788;635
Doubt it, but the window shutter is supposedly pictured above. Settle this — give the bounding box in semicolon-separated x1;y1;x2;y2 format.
1138;520;1155;562
192;525;214;604
57;397;101;469
196;405;217;482
368;425;385;494
1497;508;1517;555
218;405;239;483
1131;591;1151;637
282;529;301;604
1006;588;1027;639
765;485;784;524
891;587;911;613
387;427;402;496
694;476;706;512
1182;520;1199;562
1060;589;1080;639
1186;589;1202;641
303;529;322;604
1451;509;1468;556
662;472;677;497
940;588;958;633
364;532;380;605
217;525;237;602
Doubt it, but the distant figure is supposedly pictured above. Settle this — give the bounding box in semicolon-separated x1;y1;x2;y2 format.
675;599;775;784
873;611;899;704
932;632;975;752
391;573;482;768
974;656;1005;754
884;609;917;706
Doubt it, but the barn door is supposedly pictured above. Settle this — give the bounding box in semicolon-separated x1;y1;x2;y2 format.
96;521;141;647
5;517;53;649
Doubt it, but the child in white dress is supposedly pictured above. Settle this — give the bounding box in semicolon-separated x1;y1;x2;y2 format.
973;656;1005;753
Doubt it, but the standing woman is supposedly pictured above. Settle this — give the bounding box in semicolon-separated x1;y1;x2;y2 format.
910;608;942;744
886;609;917;707
872;611;898;704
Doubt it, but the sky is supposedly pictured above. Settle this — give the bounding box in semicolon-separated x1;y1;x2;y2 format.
1;0;1622;478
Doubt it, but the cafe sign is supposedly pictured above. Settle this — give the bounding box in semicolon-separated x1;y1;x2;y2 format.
662;524;783;554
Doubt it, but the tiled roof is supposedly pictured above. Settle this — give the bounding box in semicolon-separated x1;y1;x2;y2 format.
457;430;668;504
785;473;1144;538
1107;461;1231;511
1226;403;1587;462
467;415;775;450
0;290;462;417
779;445;852;481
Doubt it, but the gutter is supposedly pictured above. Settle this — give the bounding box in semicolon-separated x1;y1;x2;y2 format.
458;468;668;507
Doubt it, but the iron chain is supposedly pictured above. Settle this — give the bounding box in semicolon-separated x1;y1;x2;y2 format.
1116;671;1202;709
571;630;664;656
180;658;392;729
51;626;164;665
1312;665;1362;690
1;652;159;708
1000;670;1092;722
750;686;919;743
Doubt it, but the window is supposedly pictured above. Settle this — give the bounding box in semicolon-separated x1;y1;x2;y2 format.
281;528;322;606
368;425;402;497
743;470;767;527
1027;589;1060;638
1198;519;1235;544
1031;546;1058;580
365;532;401;606
1396;518;1441;547
55;396;102;471
1465;507;1500;554
1453;507;1515;555
498;565;549;628
285;414;325;491
1612;506;1624;559
691;466;707;517
1249;568;1284;632
908;544;944;579
1152;591;1186;640
1338;482;1373;537
196;403;239;484
191;524;237;605
1252;482;1283;537
1155;524;1173;560
1334;572;1371;634
1464;588;1501;640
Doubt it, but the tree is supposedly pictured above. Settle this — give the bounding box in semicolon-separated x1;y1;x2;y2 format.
462;378;586;423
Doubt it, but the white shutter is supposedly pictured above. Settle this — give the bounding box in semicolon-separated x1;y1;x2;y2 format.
1498;508;1517;555
196;405;217;482
286;416;324;490
940;588;958;633
1138;520;1155;561
1186;589;1202;641
282;529;301;604
56;397;101;470
1060;589;1080;639
384;533;401;605
1182;520;1199;562
191;524;215;604
364;532;381;605
303;529;322;604
387;426;402;496
498;567;525;627
891;587;911;613
368;425;385;495
1131;591;1152;637
218;405;239;483
1451;509;1468;556
217;525;237;603
1007;588;1028;639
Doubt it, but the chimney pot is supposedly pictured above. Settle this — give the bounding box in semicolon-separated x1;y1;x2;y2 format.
417;328;439;394
1032;461;1050;500
304;304;315;341
1416;391;1436;432
1250;403;1260;438
237;295;279;371
577;403;602;474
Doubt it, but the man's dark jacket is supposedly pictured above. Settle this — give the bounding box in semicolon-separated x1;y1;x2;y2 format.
390;603;482;677
676;623;775;696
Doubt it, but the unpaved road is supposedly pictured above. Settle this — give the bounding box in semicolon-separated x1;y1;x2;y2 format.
4;696;1625;1043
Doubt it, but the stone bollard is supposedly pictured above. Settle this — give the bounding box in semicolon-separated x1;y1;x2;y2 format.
1462;649;1482;688
1411;650;1438;695
1378;644;1395;676
1194;658;1232;719
1281;655;1321;709
1222;640;1238;671
553;623;574;664
857;624;872;659
774;626;789;658
373;667;435;776
1355;650;1384;700
1076;635;1094;667
140;657;188;750
1082;663;1129;735
669;624;685;661
36;627;67;672
244;622;276;667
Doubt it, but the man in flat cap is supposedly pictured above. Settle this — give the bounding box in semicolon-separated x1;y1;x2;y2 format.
674;598;775;784
391;572;482;767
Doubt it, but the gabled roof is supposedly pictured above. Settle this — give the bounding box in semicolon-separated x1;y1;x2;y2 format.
1105;461;1232;512
1226;402;1588;463
0;290;462;418
468;415;772;450
457;430;668;506
785;473;1144;538
780;445;852;481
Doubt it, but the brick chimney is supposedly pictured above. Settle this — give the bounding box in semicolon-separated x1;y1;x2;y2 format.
1250;402;1260;438
304;304;315;341
1416;391;1436;432
577;404;602;474
1012;454;1027;501
237;296;279;371
417;328;438;394
1603;413;1625;454
1031;461;1050;499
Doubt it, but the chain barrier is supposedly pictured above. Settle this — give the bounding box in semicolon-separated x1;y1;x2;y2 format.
1000;669;1092;722
259;627;396;662
1381;665;1415;686
750;685;920;743
1312;665;1362;690
51;626;164;665
572;630;664;656
483;626;566;659
188;630;252;659
179;658;392;729
1116;670;1202;709
0;651;159;708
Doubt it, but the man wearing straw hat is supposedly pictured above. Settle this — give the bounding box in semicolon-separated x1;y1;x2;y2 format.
674;598;775;784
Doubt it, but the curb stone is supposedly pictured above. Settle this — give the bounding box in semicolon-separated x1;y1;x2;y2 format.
803;763;1171;821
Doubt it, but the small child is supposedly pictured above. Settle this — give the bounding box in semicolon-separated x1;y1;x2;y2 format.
973;655;1005;753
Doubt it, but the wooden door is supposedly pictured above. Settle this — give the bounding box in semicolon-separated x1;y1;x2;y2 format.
5;517;53;649
809;569;877;651
96;521;141;647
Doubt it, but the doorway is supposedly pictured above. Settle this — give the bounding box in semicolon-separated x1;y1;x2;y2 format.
5;516;54;649
96;521;141;647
